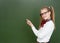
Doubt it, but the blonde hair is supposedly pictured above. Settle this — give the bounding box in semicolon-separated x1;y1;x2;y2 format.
39;6;55;29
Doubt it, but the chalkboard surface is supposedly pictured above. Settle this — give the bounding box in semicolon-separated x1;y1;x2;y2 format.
0;0;59;43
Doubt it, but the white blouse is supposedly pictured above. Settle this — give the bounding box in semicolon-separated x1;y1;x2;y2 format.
31;20;54;42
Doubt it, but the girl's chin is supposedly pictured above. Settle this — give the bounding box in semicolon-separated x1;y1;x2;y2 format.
43;18;47;20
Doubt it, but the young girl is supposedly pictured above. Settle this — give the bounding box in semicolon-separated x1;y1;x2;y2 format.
26;6;55;43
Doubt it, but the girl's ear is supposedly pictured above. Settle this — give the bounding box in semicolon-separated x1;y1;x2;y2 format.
48;11;51;15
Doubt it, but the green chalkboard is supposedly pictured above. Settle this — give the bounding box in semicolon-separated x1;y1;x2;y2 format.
0;0;60;43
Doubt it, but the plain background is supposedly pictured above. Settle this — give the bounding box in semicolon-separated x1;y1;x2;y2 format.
0;0;59;43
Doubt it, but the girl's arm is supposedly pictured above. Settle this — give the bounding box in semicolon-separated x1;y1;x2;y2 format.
31;21;54;38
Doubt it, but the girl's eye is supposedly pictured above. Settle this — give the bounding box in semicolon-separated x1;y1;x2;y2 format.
40;10;49;16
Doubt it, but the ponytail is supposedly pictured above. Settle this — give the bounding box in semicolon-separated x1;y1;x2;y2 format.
50;6;55;29
49;6;55;23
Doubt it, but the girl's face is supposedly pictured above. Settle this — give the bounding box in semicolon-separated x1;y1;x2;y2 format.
40;8;51;20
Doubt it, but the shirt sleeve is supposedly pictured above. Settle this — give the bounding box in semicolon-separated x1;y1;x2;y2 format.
31;21;54;38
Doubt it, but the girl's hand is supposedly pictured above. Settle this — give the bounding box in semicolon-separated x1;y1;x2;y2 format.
26;19;33;27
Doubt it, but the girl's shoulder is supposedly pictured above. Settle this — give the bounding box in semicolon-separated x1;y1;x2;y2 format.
45;20;54;26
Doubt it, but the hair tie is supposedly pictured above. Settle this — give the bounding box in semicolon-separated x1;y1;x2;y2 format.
49;6;51;9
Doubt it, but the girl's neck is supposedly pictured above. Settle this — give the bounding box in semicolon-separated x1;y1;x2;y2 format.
45;17;51;21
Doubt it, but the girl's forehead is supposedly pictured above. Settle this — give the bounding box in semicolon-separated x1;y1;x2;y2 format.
41;8;48;13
